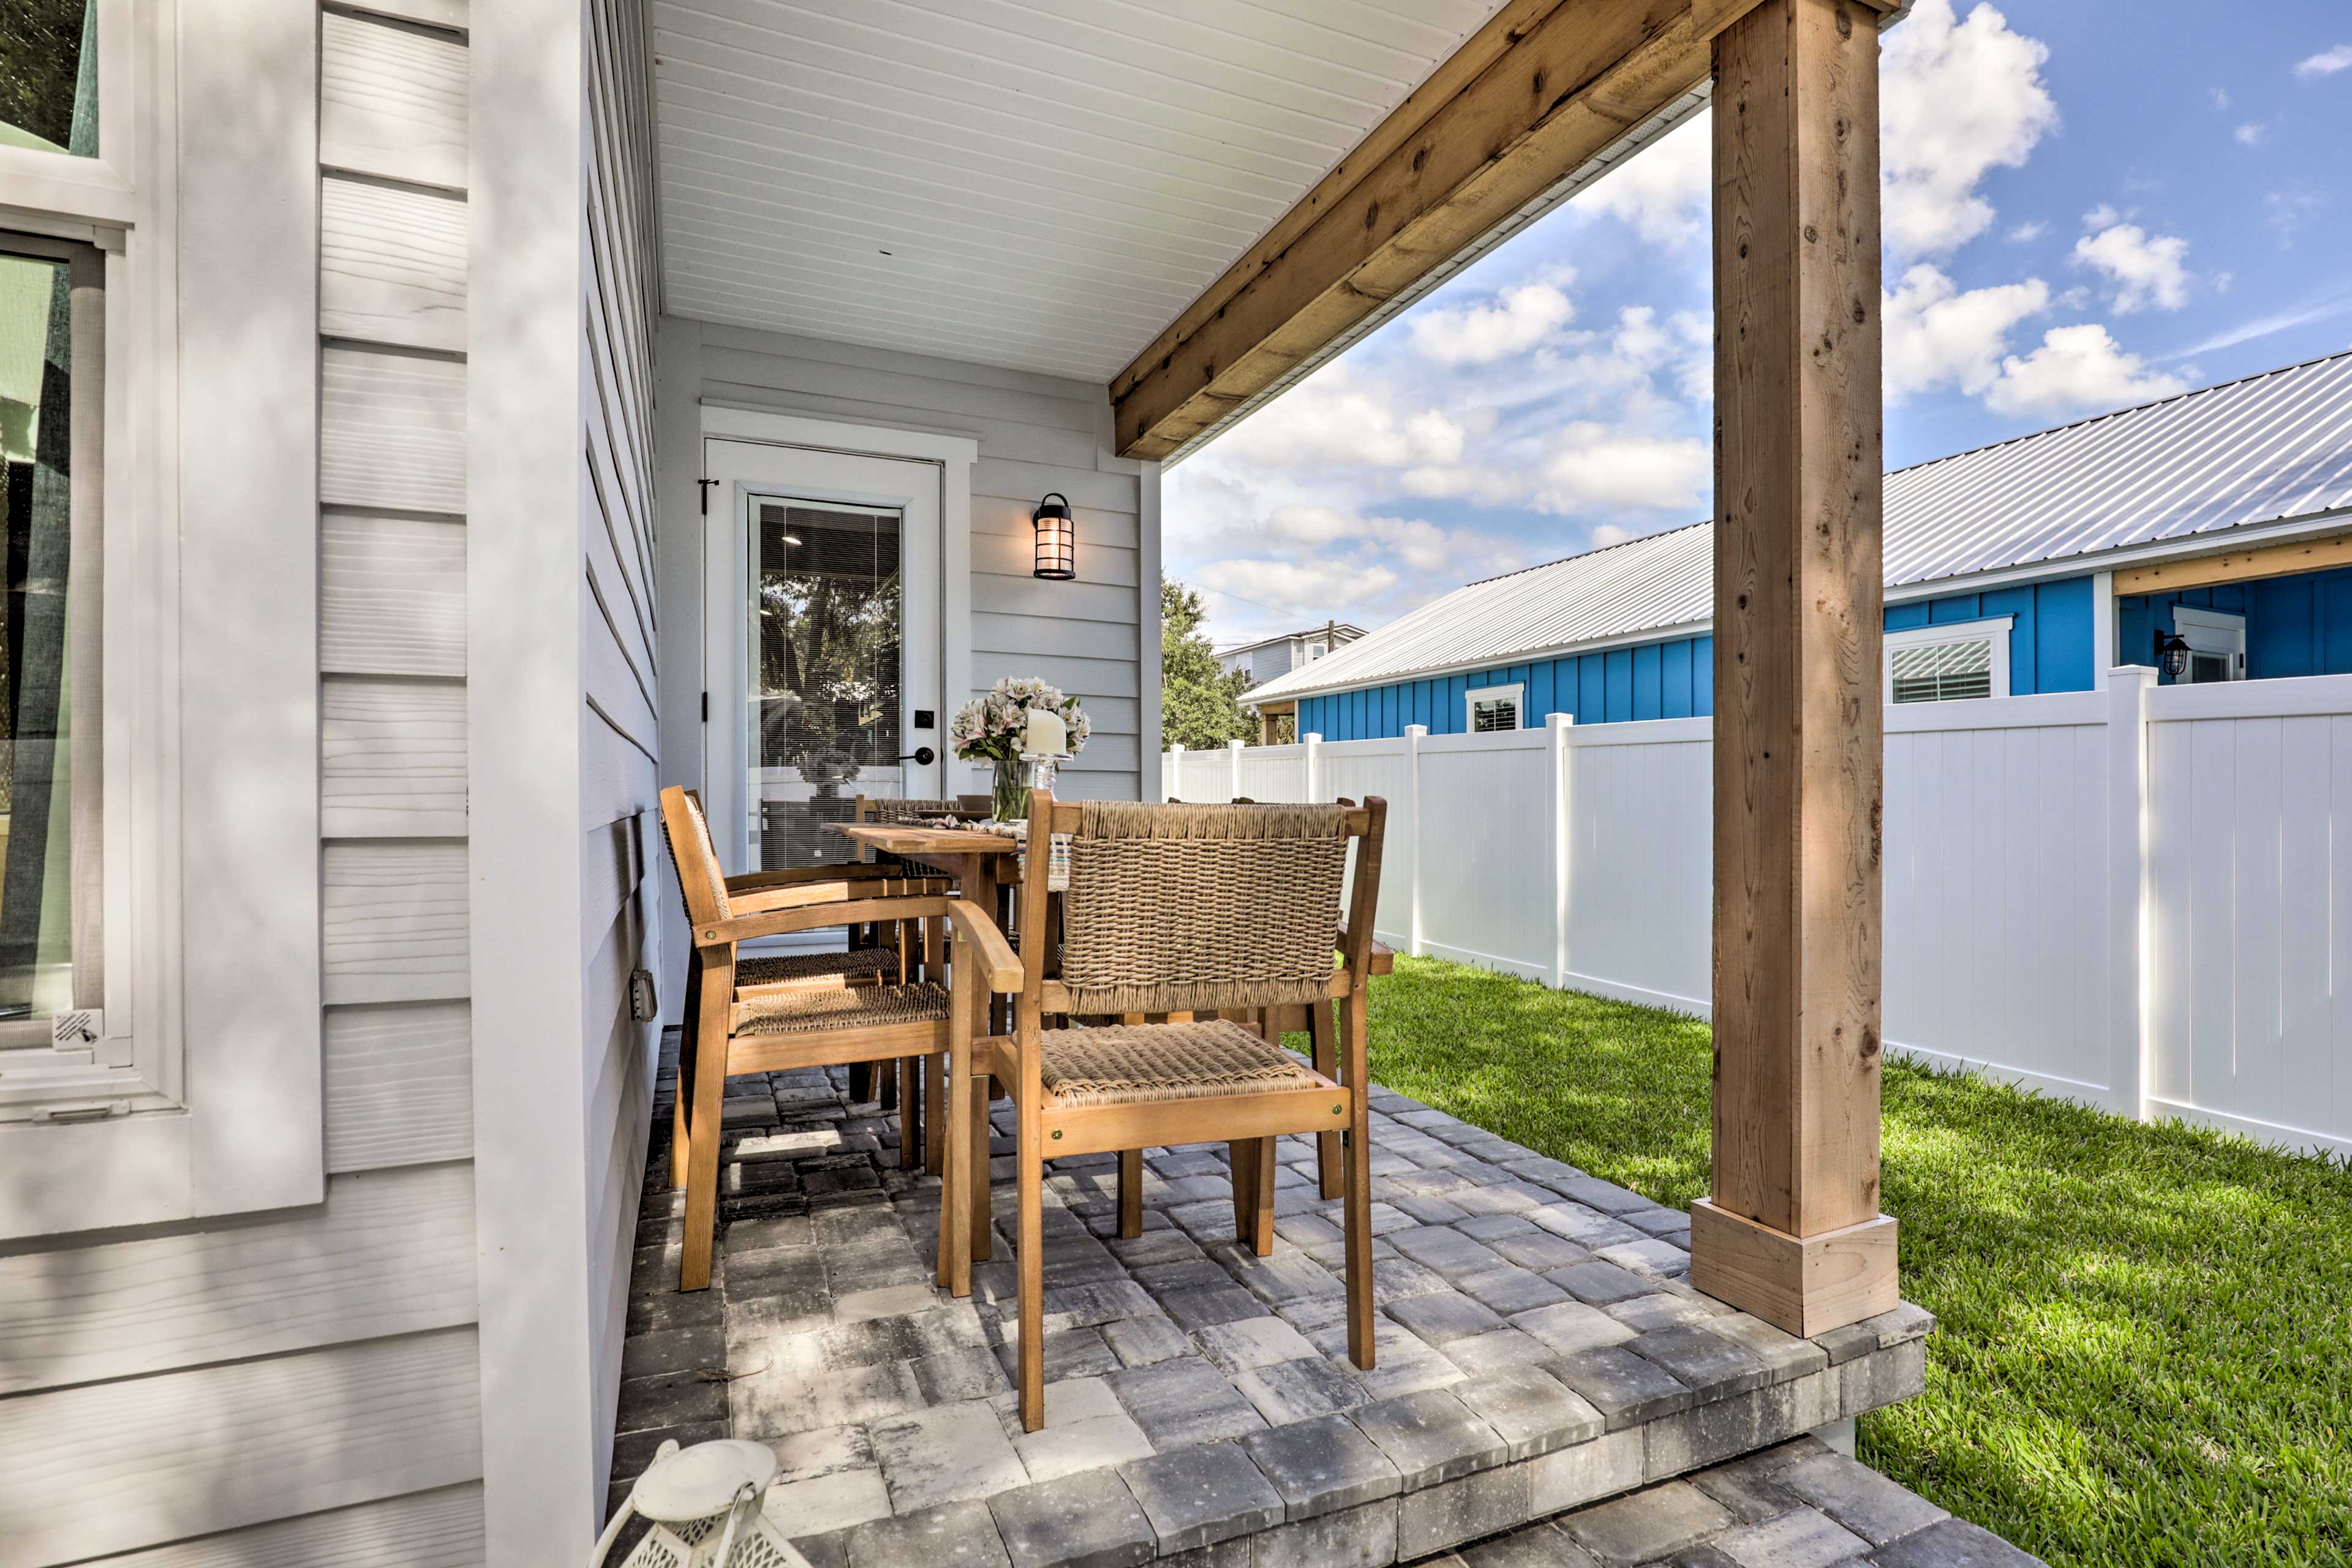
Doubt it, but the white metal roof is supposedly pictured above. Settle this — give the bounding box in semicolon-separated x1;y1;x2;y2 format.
648;0;1518;383
1249;352;2352;703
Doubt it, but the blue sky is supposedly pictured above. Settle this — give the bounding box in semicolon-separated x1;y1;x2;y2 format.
1164;0;2352;650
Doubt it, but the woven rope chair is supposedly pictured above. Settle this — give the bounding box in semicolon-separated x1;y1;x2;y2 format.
658;786;988;1291
940;790;1389;1430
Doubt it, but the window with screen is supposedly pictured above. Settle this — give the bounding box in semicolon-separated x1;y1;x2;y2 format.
1889;638;1993;703
1884;617;2010;706
1466;684;1522;732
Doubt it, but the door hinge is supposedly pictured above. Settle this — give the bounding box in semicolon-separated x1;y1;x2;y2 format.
701;690;709;723
698;478;718;515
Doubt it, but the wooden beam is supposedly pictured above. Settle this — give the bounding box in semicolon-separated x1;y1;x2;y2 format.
1695;0;1894;1340
2113;530;2352;597
1110;0;1713;461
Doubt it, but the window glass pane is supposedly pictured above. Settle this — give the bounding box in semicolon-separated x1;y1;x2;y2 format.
0;1;99;159
0;249;78;1019
1890;638;1992;703
1471;696;1517;732
749;500;902;869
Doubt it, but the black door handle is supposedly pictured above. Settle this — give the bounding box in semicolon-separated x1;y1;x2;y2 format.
899;747;936;766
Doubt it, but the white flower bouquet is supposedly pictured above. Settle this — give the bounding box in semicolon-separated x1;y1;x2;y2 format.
948;677;1090;764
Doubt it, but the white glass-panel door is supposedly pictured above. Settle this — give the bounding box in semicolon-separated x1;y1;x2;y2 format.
703;440;943;872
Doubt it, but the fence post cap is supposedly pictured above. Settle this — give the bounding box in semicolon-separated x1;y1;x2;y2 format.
1304;733;1322;744
1546;711;1575;732
1404;723;1430;738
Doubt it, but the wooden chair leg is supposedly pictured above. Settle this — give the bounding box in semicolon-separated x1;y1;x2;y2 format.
940;961;977;1295
897;1055;921;1171
969;1077;995;1264
1118;1148;1143;1239
924;1052;947;1176
670;951;704;1190
1237;1137;1275;1256
879;1056;899;1112
679;994;731;1292
1308;997;1342;1201
850;1061;873;1104
1016;1111;1046;1431
1341;995;1375;1368
1227;1139;1257;1240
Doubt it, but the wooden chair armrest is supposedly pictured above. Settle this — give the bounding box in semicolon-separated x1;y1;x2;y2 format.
700;894;949;947
944;898;1024;994
1336;924;1395;976
729;881;862;915
724;864;894;892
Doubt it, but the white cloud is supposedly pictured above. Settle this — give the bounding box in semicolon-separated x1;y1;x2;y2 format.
1880;0;2059;255
1588;524;1635;548
2266;184;2328;246
2234;120;2273;146
1882;263;2051;400
2007;221;2047;243
1216;363;1464;470
1410;282;1574;366
1534;424;1709;515
1197;557;1400;614
2083;203;2125;232
2209;86;2233;110
2294;44;2352;79
1985;325;2188;417
1576;113;1711;243
2073;222;2192;313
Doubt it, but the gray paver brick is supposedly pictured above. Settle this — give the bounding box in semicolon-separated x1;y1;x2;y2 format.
1513;1299;1641;1357
845;1499;1011;1568
1107;1355;1270;1450
1101;1314;1196;1368
1458;1265;1572;1316
1160;1284;1268;1330
1118;1441;1284;1553
1238;1411;1403;1522
1559;1478;1735;1565
1195;1316;1321;1374
1550;1344;1695;1430
1547;1259;1660;1306
1231;1354;1368;1425
1709;1504;1868;1568
988;1468;1156;1568
1388;1225;1510;1276
870;1398;1028;1512
1458;1520;1604;1568
1775;1450;1948;1545
762;1466;895;1538
1012;1408;1158;1485
1864;1517;2046;1567
1442;1327;1559;1378
1349;1388;1509;1490
1627;1324;1775;1398
1450;1366;1606;1461
1395;1462;1532;1559
1386;1289;1509;1345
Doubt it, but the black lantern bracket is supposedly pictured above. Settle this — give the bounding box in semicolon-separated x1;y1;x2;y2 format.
2154;627;2191;682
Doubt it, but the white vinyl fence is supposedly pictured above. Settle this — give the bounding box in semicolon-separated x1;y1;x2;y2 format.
1167;667;2352;1160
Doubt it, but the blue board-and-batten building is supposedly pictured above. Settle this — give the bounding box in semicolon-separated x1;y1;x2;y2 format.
1243;352;2352;739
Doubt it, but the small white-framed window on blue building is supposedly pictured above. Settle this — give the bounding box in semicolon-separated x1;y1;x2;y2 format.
1885;617;2012;704
1466;682;1523;731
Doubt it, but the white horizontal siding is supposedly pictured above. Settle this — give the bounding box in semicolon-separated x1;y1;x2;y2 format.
97;1487;484;1568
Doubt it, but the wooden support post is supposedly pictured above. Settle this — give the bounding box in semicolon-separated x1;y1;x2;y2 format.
1694;0;1898;1340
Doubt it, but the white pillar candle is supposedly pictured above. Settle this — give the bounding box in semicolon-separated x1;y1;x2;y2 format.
1022;709;1068;757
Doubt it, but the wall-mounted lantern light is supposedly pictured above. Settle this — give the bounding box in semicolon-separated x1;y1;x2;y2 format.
2154;627;2191;682
1031;492;1076;580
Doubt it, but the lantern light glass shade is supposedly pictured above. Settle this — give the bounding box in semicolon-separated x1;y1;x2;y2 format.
1032;492;1076;579
2154;628;2191;682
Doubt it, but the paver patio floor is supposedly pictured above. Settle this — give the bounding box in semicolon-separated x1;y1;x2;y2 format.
613;1037;1994;1568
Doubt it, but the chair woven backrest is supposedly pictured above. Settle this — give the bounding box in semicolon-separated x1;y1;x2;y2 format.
1055;801;1356;1016
866;797;964;824
658;786;730;925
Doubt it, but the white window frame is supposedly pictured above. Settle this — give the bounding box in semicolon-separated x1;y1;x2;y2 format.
1466;682;1526;733
2170;605;2247;683
2;0;327;1238
1883;616;2013;705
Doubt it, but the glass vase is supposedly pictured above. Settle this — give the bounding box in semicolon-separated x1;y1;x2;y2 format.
990;756;1027;823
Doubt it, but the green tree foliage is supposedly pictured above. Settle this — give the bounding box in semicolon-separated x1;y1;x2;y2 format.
1159;579;1258;750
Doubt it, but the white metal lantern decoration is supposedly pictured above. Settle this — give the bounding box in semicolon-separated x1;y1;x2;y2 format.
591;1439;812;1568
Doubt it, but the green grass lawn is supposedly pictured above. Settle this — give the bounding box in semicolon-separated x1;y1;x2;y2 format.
1348;956;2352;1568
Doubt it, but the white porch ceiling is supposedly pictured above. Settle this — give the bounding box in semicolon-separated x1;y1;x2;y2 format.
647;0;1520;385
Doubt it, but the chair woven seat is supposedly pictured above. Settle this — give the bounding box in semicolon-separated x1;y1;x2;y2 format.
1040;1020;1324;1108
737;948;895;987
737;982;949;1036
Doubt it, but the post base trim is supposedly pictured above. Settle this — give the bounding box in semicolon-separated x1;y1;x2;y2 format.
1687;1199;1898;1338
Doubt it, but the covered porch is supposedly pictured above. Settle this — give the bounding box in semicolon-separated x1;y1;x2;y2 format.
614;0;1944;1561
